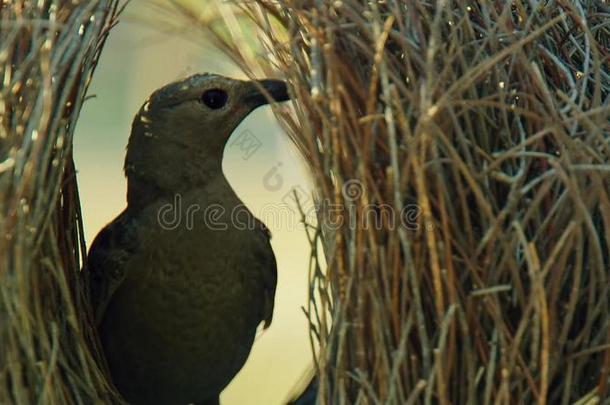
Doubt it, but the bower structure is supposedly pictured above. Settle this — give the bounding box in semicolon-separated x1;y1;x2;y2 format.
0;2;123;403
2;1;610;404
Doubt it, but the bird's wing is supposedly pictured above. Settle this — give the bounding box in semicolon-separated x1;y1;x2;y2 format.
257;222;277;329
85;209;139;326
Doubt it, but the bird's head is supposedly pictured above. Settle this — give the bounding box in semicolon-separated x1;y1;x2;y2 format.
124;73;290;204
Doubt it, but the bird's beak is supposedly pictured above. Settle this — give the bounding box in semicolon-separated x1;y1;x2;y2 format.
243;79;290;109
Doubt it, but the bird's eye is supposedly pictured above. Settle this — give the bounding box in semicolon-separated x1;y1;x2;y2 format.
200;89;228;109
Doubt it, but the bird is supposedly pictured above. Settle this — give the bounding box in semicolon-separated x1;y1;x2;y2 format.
84;73;289;405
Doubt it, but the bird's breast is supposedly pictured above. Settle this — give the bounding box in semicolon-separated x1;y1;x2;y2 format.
99;187;270;404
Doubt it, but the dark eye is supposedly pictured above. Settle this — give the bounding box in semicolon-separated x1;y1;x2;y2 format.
200;89;228;109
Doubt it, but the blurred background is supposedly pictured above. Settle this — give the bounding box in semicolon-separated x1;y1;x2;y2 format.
73;1;313;403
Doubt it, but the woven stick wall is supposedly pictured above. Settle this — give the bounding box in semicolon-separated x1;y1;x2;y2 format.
3;1;609;404
0;2;123;403
165;1;610;403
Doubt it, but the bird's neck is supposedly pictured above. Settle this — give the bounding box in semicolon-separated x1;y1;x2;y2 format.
125;151;225;209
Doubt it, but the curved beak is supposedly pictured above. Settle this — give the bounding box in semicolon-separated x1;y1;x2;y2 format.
243;79;290;109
